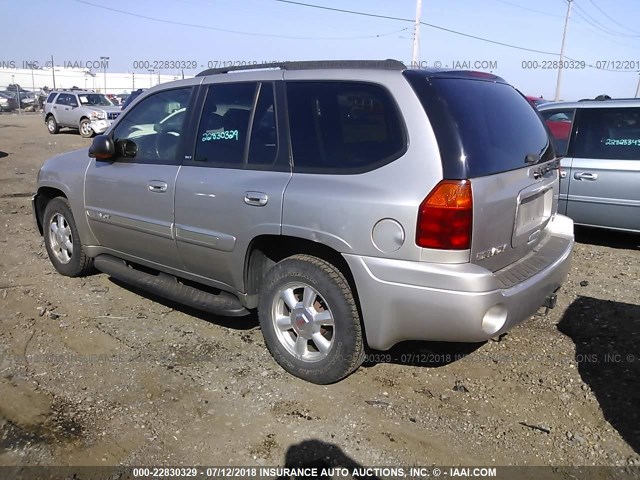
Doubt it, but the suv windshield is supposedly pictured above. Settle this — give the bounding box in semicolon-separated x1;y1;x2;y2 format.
77;94;113;106
404;71;555;178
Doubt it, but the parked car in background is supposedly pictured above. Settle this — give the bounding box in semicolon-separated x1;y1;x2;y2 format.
539;98;640;233
526;95;548;108
120;88;145;110
32;61;574;383
0;91;18;112
43;90;122;138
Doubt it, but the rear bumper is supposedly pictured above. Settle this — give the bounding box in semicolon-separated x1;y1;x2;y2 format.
344;215;574;350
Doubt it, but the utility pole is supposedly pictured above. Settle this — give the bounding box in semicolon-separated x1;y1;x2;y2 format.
635;73;640;98
411;0;423;68
555;0;572;101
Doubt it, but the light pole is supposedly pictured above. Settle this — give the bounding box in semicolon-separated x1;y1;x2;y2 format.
51;55;56;89
100;56;109;94
84;71;96;91
635;73;640;98
148;69;154;87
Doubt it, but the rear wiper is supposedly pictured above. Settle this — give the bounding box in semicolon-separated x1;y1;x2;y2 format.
524;153;540;164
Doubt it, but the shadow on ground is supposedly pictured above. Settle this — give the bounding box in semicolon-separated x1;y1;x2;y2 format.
558;296;640;453
575;226;639;250
0;151;8;158
276;439;380;480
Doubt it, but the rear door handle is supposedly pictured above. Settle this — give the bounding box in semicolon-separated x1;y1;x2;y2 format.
244;191;268;206
148;181;168;193
574;172;598;181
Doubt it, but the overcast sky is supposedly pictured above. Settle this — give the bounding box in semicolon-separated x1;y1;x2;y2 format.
2;0;640;100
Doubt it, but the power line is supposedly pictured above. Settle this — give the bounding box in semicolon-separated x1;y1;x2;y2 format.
568;0;640;37
586;0;640;35
275;0;561;55
72;0;406;40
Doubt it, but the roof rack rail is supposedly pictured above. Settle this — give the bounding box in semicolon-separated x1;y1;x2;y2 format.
196;59;406;77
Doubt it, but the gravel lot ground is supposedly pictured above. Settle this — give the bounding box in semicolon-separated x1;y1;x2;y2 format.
0;113;639;471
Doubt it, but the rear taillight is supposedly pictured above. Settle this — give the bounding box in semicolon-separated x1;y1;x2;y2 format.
416;180;472;250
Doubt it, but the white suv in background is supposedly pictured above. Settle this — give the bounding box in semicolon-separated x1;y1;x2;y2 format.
43;90;122;138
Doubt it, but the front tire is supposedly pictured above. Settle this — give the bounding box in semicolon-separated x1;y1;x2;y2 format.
46;115;59;134
79;118;94;138
43;197;93;277
258;254;365;384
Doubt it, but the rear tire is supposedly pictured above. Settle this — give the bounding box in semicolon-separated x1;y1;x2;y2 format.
258;254;365;384
46;115;59;134
43;197;93;277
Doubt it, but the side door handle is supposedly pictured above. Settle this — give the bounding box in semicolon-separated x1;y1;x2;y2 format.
574;172;598;181
244;191;268;206
148;180;168;193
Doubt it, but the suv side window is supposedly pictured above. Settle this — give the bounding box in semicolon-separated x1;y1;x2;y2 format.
55;93;71;106
540;109;574;157
286;81;406;173
46;92;56;104
573;107;640;160
112;87;193;165
193;82;257;167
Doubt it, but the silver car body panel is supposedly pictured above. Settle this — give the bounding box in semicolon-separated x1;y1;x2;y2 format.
539;100;640;233
34;67;575;351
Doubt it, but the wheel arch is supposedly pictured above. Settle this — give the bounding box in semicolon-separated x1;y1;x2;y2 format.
34;187;67;235
243;235;364;331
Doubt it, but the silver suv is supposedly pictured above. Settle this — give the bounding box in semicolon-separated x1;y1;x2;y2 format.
538;98;640;233
33;61;574;383
43;90;122;138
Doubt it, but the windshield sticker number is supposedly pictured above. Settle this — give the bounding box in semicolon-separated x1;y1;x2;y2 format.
605;138;640;146
202;130;239;142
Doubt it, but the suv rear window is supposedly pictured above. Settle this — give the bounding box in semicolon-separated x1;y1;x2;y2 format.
404;72;554;178
46;92;56;103
286;81;406;173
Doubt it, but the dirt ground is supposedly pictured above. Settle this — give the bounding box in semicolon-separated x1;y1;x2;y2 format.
0;113;639;470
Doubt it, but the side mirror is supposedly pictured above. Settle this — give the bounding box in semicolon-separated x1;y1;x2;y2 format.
117;139;138;158
88;135;115;160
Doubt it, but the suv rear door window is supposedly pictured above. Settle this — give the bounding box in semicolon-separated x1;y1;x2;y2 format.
55;93;73;106
572;107;640;160
404;72;554;178
286;81;406;173
193;82;257;167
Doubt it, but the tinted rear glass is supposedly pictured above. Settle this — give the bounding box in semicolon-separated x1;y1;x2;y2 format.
286;81;406;174
405;73;554;178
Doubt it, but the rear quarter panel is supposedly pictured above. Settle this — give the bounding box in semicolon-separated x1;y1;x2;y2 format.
281;70;443;261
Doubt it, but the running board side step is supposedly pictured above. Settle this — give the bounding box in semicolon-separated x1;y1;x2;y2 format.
93;254;249;317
